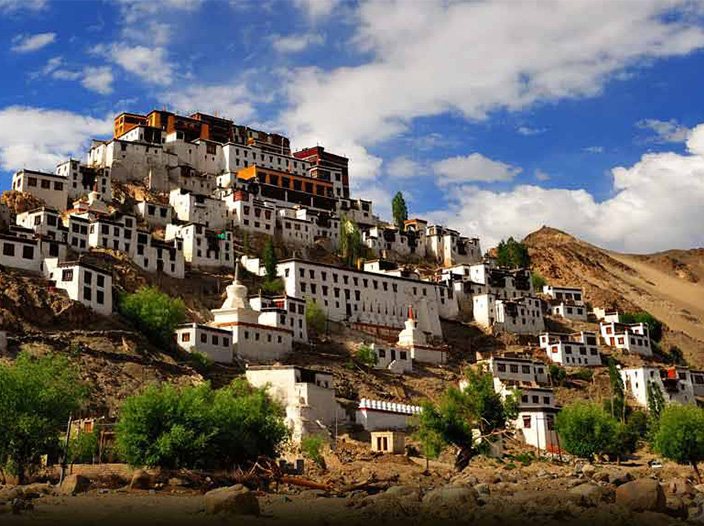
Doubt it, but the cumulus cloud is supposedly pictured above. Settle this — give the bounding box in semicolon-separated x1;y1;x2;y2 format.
94;43;174;85
637;118;691;143
81;66;114;95
272;32;325;53
11;32;55;53
432;153;522;185
534;169;550;181
430;124;704;253
0;106;112;172
0;0;46;12
386;156;420;178
160;82;260;122
584;146;605;154
293;0;339;19
279;0;704;181
517;126;546;136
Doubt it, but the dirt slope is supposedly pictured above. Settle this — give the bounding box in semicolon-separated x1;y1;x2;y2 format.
524;226;704;365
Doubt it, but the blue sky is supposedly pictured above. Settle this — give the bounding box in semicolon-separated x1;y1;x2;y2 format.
2;0;704;253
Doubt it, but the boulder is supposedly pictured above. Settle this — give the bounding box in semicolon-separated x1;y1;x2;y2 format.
421;486;478;520
0;487;24;503
593;471;610;483
615;479;666;513
129;470;154;490
669;478;695;497
11;498;33;515
22;483;54;499
60;474;91;495
474;483;490;495
569;482;611;506
609;471;634;486
581;464;597;479
666;496;688;519
204;485;260;516
362;486;421;517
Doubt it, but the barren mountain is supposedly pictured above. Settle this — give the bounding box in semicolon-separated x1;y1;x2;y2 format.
524;226;704;366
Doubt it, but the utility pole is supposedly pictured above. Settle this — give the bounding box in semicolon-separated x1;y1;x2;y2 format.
59;414;73;486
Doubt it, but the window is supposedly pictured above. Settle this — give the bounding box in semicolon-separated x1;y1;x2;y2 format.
96;290;104;305
22;245;34;260
223;338;229;347
41;179;51;189
85;271;92;285
510;364;518;373
497;363;506;372
212;335;219;346
83;287;92;301
62;269;73;281
523;416;532;429
201;333;207;343
182;333;191;342
3;243;14;257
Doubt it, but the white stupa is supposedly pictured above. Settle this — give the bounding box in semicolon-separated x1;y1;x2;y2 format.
397;306;428;348
211;265;260;326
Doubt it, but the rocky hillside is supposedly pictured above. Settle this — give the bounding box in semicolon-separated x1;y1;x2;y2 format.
524;226;704;366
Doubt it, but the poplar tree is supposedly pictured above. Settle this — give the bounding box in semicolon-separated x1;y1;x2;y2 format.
262;238;277;283
392;191;408;231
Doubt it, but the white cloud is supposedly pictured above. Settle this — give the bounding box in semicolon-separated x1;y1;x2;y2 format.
81;66;114;95
429;123;704;253
637;118;691;143
116;0;203;25
517;126;546;136
584;146;605;154
279;0;704;181
160;82;259;122
272;32;324;53
534;169;550;181
94;44;174;85
0;0;46;12
0;106;112;172
432;153;522;185
11;32;55;53
386;156;420;178
293;0;339;19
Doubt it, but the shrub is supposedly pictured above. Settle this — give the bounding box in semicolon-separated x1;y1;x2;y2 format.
68;430;99;464
260;278;285;295
306;299;326;336
668;346;686;365
301;435;326;468
556;401;620;459
531;272;546;291
0;353;88;483
653;404;704;482
189;351;213;373
496;237;530;269
115;380;289;469
119;287;185;347
549;364;566;386
571;369;594;382
355;344;378;367
262;238;278;283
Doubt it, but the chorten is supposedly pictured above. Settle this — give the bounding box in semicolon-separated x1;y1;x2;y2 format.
397;306;428;348
211;265;260;325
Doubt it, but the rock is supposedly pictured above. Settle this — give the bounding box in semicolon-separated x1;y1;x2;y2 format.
474;483;490;495
666;496;688;519
362;486;422;517
204;485;260;516
299;489;327;499
566;478;583;489
129;470;154;490
581;464;596;479
609;471;634;487
0;487;24;503
669;478;694;497
593;471;610;483
569;482;610;507
695;484;704;494
421;486;478;520
11;498;32;515
60;474;91;495
615;479;666;513
168;477;188;488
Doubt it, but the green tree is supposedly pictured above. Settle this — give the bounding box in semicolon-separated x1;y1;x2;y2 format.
460;368;507;433
262;238;278;283
668;346;686;365
606;357;626;423
0;353;87;483
620;311;663;342
531;272;546;292
355;344;378;367
647;380;667;438
301;435;326;468
653;404;704;483
68;430;99;464
119;287;186;347
392;191;408;232
339;217;362;267
555;401;620;459
115;380;288;469
306;299;326;336
496;237;531;269
549;364;567;386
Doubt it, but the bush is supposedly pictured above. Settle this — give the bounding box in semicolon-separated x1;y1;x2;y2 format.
301;435;326;468
653;404;704;482
119;287;185;347
115;380;289;469
550;364;566;386
68;430;99;464
0;353;88;483
556;401;621;459
531;272;546;291
620;311;662;342
571;369;594;382
496;237;530;269
260;279;285;295
355;344;378;367
668;346;686;365
306;299;326;336
189;351;213;373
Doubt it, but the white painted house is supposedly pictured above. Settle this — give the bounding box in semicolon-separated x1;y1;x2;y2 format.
174;322;233;363
135;201;173;228
474;294;544;335
11;170;69;211
355;399;421;431
169;188;227;230
165;223;235;269
539;331;601;367
249;294;308;343
55;160;111;202
43;258;113;316
600;321;652;356
621;366;696;407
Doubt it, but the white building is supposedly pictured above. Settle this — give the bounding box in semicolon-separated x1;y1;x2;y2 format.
64;215;90;252
224;190;276;236
135;201;173;228
481;356;549;389
165;223;235;269
275;258;447;339
549;301;588;321
16;208;67;243
593;308;621;323
424;225;482;267
539;331;601;367
515;407;560;453
174;322;233;363
249;294;308;343
0;231;46;272
246;365;342;442
600;321;652;356
55;160;111;202
396;307;448;364
621;366;696;407
11;170;68;211
43;259;112;316
365;342;413;373
474;294;544;335
355;399;421;431
542;285;584;304
543;285;587;321
88;214;137;255
169;188;227;230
